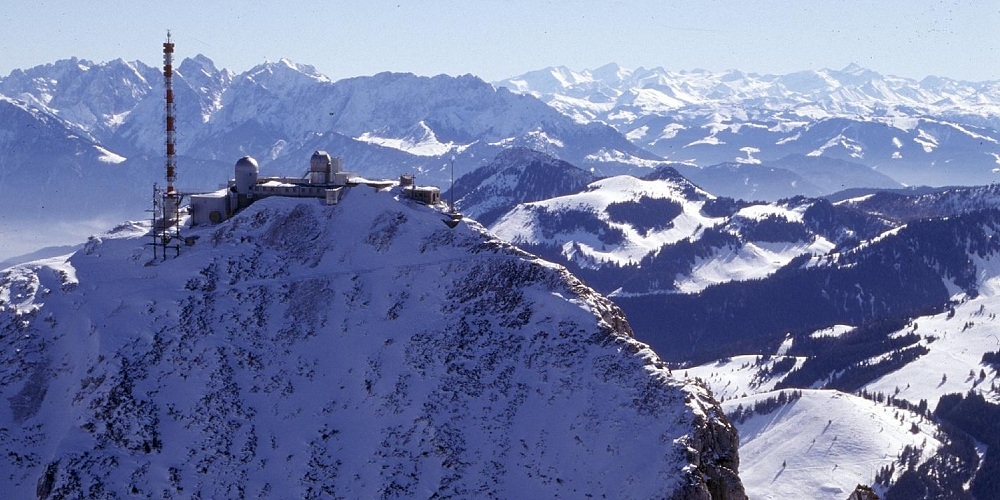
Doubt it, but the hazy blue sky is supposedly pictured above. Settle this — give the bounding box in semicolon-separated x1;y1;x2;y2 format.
3;0;998;82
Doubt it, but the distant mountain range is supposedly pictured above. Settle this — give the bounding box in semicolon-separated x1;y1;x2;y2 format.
0;56;657;189
496;63;1000;187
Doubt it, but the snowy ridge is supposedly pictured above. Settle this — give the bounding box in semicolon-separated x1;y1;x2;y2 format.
491;173;718;267
0;188;745;498
463;158;843;296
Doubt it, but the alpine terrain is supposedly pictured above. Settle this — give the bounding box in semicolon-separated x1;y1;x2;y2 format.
454;147;1000;498
10;57;1000;262
9;49;1000;499
0;184;746;498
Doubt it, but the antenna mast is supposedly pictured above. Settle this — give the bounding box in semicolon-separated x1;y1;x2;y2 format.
164;31;177;201
150;31;181;260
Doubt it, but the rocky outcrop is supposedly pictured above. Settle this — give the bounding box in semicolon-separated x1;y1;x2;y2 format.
671;382;747;500
847;484;880;500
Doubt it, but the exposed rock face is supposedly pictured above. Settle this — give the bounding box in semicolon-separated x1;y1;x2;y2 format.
679;386;746;500
847;484;880;500
0;187;745;498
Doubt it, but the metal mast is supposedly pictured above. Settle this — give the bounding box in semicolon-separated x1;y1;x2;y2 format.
163;31;177;208
151;31;180;259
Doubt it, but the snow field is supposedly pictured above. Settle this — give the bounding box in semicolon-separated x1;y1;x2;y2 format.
725;390;941;500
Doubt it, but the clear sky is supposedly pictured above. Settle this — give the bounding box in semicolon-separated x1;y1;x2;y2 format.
2;0;999;82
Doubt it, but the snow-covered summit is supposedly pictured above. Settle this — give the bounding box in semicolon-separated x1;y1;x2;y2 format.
491;171;717;268
0;187;745;498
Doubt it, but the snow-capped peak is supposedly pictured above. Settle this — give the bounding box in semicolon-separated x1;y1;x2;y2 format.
0;186;745;498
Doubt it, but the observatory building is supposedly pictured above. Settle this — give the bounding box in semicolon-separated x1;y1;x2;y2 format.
188;150;444;226
189;151;355;226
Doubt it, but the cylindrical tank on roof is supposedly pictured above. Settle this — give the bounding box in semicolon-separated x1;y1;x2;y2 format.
235;156;259;194
310;151;332;184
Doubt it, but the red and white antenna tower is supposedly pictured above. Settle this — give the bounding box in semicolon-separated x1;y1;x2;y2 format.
152;30;181;259
163;31;177;205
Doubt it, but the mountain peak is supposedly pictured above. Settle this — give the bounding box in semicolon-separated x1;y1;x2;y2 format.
828;63;882;84
0;188;745;498
841;62;867;74
180;53;219;73
591;62;632;83
245;58;329;82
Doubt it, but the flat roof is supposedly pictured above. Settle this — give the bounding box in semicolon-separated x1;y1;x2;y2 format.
190;188;229;199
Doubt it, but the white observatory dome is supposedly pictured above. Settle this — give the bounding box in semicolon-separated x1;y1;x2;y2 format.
235;156;259;194
310;151;333;184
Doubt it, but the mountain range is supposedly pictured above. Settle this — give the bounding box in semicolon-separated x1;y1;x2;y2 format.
0;56;660;261
496;63;1000;187
7;51;1000;497
6;56;1000;260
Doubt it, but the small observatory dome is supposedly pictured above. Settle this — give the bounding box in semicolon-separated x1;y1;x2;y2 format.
310;151;333;184
235;156;259;194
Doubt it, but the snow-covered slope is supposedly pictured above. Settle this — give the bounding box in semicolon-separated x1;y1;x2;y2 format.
736;390;940;500
0;187;745;498
470;160;847;298
675;208;1000;498
858;256;1000;406
491;171;719;268
681;374;945;500
681;273;1000;499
